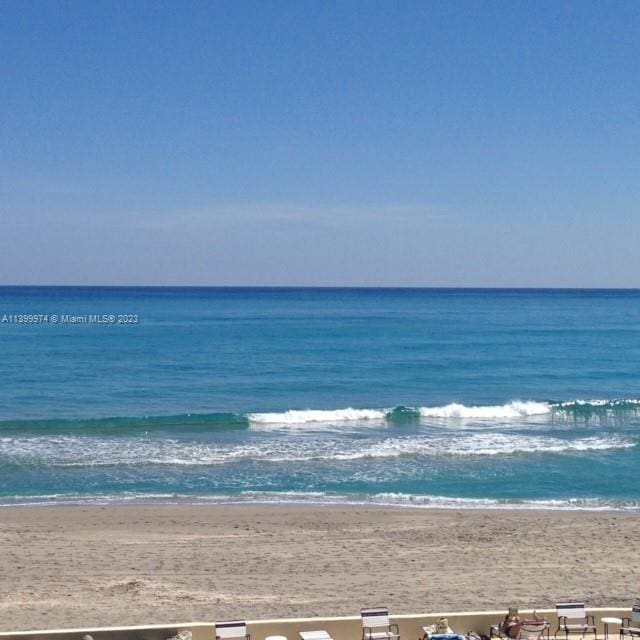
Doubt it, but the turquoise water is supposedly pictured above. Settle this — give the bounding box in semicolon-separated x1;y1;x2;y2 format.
1;286;639;509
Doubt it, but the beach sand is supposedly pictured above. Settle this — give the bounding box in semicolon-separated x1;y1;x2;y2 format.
0;505;638;631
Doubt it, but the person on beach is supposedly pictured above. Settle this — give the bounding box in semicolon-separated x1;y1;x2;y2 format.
436;619;451;634
501;607;523;638
423;617;466;640
501;607;545;639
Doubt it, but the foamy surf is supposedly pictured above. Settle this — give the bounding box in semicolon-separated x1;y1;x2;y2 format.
2;491;639;512
0;432;633;467
2;399;639;437
367;493;638;511
247;407;387;425
419;401;551;418
331;434;633;460
247;401;552;427
246;399;640;428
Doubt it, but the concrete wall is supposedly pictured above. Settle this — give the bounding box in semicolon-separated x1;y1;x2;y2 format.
0;608;630;640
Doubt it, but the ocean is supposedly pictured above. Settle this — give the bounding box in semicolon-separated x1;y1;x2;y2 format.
0;286;639;510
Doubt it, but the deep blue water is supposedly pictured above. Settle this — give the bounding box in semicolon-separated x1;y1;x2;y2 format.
0;286;639;509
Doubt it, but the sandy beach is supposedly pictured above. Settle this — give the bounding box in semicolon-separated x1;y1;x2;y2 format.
1;505;639;631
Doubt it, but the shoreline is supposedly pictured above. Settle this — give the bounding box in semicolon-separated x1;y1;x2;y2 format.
1;504;639;631
1;494;639;512
2;501;635;514
2;501;640;513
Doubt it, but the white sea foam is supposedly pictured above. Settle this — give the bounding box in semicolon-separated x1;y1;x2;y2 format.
3;490;637;512
0;431;633;467
247;407;387;426
332;434;633;460
557;398;640;408
240;490;331;499
232;491;640;512
419;401;551;419
247;401;552;428
366;493;634;511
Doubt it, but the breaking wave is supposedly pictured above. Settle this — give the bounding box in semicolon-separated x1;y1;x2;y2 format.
247;408;387;425
0;399;639;436
418;401;550;419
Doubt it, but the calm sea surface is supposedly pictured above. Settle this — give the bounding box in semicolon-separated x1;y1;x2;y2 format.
1;287;639;509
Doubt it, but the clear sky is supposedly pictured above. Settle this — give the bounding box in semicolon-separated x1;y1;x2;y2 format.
1;1;639;286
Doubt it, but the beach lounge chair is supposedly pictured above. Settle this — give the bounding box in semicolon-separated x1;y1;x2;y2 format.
215;621;250;640
621;604;640;639
362;607;400;640
555;603;596;640
491;616;549;640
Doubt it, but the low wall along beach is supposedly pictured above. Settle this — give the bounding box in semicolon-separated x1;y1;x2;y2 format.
0;609;632;640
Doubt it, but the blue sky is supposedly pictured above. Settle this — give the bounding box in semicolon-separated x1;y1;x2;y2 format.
1;1;639;286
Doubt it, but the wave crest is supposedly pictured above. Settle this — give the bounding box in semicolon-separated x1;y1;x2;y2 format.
247;408;387;425
1;398;639;436
248;401;552;427
419;401;550;419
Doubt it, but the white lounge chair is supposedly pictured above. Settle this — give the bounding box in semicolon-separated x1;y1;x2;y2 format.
216;621;250;640
555;603;596;640
362;607;400;640
621;604;640;639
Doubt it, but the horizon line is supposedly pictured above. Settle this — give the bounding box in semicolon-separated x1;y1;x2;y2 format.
0;284;639;291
